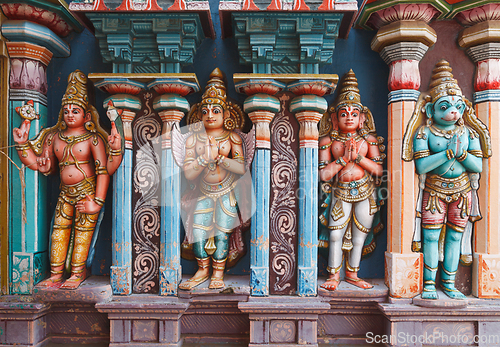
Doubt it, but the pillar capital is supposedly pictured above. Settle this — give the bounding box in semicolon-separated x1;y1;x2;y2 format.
371;21;437;54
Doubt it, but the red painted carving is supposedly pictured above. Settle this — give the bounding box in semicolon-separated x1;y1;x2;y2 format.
116;0;162;11
388;59;420;91
318;0;334;11
244;0;259;10
367;4;439;30
456;4;500;26
0;3;72;37
293;0;310;11
168;0;187;11
9;58;48;95
474;59;500;92
267;0;281;10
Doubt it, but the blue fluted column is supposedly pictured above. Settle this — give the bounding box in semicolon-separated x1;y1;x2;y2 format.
92;76;146;295
244;96;281;296
150;78;199;296
288;80;334;296
110;107;139;295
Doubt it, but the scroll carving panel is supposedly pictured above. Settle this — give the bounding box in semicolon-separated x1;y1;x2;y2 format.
269;92;299;295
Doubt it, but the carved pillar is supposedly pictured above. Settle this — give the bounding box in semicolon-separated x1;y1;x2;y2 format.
92;77;145;295
2;15;76;293
235;76;284;296
372;19;437;298
149;77;200;296
458;6;500;298
0;13;8;294
288;79;336;296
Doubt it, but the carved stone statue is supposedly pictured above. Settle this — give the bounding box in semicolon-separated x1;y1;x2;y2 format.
172;68;254;290
318;70;385;291
12;70;123;289
402;60;491;299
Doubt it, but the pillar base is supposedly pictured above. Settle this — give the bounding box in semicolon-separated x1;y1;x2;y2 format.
239;296;329;346
473;253;500;298
111;265;132;295
385;252;423;298
159;267;181;296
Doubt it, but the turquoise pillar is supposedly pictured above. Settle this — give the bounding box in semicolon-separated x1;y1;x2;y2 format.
288;79;336;296
237;79;284;296
3;20;75;294
92;79;145;295
149;77;200;296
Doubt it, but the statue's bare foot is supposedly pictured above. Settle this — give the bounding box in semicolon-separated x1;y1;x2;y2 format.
179;268;210;290
320;272;340;291
37;274;64;288
345;271;373;289
441;284;466;300
61;268;87;290
421;285;438;300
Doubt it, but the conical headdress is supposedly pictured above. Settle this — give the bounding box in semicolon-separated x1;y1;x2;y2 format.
61;70;89;111
200;68;227;110
335;69;363;111
429;60;463;102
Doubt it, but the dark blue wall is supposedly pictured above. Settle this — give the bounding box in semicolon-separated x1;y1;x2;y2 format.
47;0;389;279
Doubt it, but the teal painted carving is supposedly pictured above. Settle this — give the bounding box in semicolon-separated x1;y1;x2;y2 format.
11;253;32;294
232;13;343;74
318;70;385;292
85;13;209;73
402;60;492;300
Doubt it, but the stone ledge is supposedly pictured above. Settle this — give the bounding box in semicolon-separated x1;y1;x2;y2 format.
33;276;112;304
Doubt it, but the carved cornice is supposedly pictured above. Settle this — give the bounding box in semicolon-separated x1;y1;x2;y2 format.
232;13;343;74
371;20;437;53
456;3;500;26
366;4;439;30
86;13;208;73
220;0;357;40
0;0;83;37
458;20;500;49
358;0;500;30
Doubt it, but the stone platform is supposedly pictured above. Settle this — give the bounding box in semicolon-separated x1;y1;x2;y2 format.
2;276;500;346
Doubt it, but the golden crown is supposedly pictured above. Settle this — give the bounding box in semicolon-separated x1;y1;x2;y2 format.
429;60;463;102
200;68;227;109
335;69;363;111
61;70;89;111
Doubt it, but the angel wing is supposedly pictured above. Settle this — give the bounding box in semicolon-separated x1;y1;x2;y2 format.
234;125;255;171
171;123;193;168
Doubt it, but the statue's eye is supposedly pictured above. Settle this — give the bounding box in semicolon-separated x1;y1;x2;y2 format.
214;109;220;114
457;104;462;110
340;113;347;117
202;109;207;115
440;105;447;111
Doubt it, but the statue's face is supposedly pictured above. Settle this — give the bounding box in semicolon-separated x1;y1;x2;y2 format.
337;105;361;133
63;104;88;128
430;95;465;127
201;104;224;130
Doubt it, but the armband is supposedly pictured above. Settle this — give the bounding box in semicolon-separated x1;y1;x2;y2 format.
94;197;105;206
197;156;208;168
335;157;347;167
318;160;331;170
445;149;454;160
15;142;30;158
456;151;467;162
468;150;483;158
94;160;109;175
413;150;430;160
109;148;122;156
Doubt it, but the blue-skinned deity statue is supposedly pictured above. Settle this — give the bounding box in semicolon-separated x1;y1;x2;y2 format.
402;60;492;300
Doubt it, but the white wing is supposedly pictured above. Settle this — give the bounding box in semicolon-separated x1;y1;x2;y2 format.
235;125;255;171
171;123;192;168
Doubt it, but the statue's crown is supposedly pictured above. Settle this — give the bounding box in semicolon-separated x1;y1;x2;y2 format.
429;60;463;102
200;68;227;109
335;69;363;111
61;70;89;111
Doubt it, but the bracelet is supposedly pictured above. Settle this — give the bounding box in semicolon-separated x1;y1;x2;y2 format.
109;148;122;156
318;160;331;170
355;155;363;164
335;157;347;167
197;156;208;167
445;149;454;160
456;151;467;162
94;197;105;206
15;142;30;151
